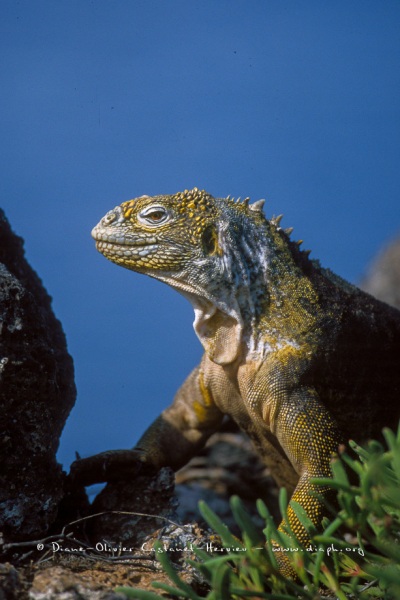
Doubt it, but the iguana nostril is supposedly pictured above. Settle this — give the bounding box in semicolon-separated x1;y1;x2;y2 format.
101;206;126;226
103;212;117;225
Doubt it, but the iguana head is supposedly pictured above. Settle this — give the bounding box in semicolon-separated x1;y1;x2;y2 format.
92;188;274;365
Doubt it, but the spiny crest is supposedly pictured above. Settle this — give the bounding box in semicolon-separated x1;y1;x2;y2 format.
249;199;265;212
225;193;265;214
269;213;310;257
270;214;284;227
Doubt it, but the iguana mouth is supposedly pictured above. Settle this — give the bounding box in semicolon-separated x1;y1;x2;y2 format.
91;224;159;257
91;227;157;247
95;240;159;257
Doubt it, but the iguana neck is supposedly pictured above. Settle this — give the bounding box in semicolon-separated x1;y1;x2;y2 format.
158;212;321;365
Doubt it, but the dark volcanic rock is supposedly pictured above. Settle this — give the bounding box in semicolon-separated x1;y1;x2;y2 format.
88;467;178;545
0;209;76;541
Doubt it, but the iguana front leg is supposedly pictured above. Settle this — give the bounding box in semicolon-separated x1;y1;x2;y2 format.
271;386;343;546
69;365;224;485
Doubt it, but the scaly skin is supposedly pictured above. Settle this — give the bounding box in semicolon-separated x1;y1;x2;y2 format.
71;188;400;574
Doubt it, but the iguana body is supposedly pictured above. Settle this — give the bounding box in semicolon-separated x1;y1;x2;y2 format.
72;188;400;571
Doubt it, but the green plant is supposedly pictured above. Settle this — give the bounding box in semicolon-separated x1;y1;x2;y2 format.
116;424;400;599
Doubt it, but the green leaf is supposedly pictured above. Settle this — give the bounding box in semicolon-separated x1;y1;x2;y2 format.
330;456;350;486
256;498;271;521
349;438;369;458
383;427;400;480
278;487;288;519
198;500;242;549
289;500;316;538
154;542;202;600
338;451;365;476
310;477;358;494
230;495;264;546
383;427;397;451
210;562;232;599
366;564;400;591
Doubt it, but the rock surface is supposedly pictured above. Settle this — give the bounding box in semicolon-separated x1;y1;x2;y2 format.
361;234;400;310
0;209;76;541
89;467;178;544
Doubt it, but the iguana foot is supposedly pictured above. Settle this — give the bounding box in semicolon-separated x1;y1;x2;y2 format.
68;448;149;487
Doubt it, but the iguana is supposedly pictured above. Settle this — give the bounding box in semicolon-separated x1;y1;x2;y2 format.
71;188;400;573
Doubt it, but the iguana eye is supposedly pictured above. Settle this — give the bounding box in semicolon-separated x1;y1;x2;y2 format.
138;205;170;226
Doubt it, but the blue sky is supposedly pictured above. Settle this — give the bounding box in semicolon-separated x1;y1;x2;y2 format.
1;1;399;470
